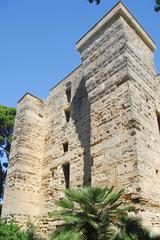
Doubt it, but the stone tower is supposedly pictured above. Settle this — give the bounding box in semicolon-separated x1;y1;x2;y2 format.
2;1;160;236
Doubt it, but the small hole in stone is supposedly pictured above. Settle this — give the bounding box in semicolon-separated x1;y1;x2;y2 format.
51;171;54;178
91;157;94;166
136;187;141;192
156;169;158;175
130;130;136;136
132;198;140;204
38;113;43;118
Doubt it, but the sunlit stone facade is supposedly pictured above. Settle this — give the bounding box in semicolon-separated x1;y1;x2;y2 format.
2;2;160;237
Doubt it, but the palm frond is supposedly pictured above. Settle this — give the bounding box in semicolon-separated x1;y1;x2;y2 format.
117;216;160;240
56;198;74;209
49;210;72;219
50;186;136;240
51;225;85;240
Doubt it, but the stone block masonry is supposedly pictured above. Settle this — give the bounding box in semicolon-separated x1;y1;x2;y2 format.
2;1;160;237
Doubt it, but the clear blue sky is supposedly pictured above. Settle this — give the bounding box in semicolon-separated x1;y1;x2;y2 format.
0;0;160;107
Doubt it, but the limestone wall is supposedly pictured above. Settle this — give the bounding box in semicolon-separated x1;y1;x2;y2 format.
77;14;133;190
2;2;160;237
121;18;160;231
2;94;45;227
38;66;86;234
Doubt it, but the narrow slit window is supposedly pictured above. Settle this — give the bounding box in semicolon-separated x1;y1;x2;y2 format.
63;163;70;188
64;108;70;122
65;87;71;103
156;112;160;133
63;142;68;153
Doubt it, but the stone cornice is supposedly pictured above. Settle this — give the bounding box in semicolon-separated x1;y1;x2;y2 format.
76;1;156;53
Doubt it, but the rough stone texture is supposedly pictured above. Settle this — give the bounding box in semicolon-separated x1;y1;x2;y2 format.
2;94;45;229
2;1;160;237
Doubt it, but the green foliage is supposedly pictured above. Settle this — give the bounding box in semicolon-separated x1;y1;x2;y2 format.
50;186;160;240
25;222;43;240
114;216;160;240
0;219;43;240
0;219;26;240
50;186;131;240
0;105;16;199
0;105;16;156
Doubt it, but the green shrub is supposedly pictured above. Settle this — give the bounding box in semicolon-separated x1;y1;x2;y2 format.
25;222;43;240
0;219;43;240
0;219;26;240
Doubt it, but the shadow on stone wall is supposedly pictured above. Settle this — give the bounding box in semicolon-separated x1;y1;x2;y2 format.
71;77;92;186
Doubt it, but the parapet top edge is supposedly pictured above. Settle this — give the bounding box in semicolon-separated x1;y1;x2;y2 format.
17;92;44;104
49;64;82;93
76;1;156;52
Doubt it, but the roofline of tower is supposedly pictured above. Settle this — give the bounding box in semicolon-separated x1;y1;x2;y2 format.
49;64;82;93
76;1;156;52
17;92;44;104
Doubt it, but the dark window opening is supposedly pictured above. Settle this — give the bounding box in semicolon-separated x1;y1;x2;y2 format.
64;108;70;122
63;142;68;153
63;163;70;188
156;112;160;132
65;87;71;103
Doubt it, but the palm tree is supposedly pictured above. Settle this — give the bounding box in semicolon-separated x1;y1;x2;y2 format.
50;186;131;240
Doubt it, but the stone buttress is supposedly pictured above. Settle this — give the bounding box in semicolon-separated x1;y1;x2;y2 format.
2;94;45;226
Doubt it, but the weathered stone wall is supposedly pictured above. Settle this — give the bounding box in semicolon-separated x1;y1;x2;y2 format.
77;15;133;190
2;2;160;237
2;94;45;228
121;18;160;231
39;66;86;234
